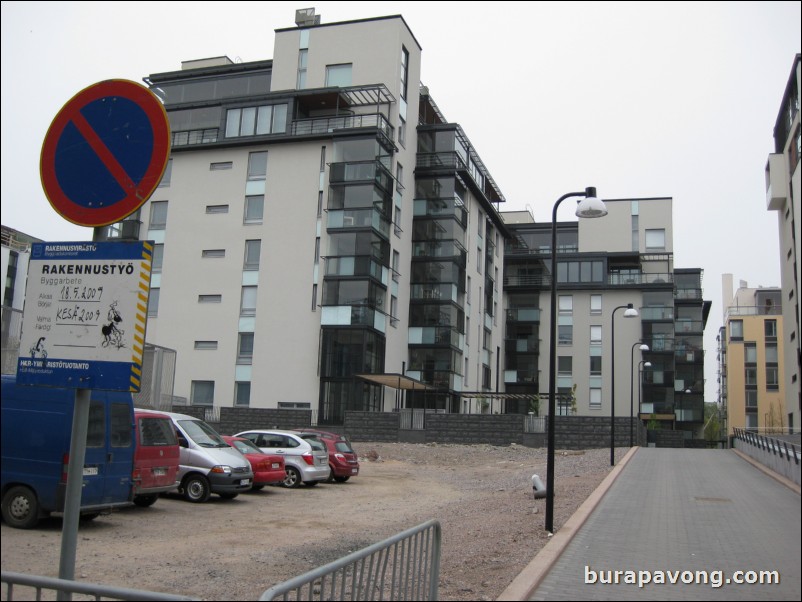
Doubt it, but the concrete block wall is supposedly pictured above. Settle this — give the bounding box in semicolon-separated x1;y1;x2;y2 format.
423;414;524;446
217;407;312;435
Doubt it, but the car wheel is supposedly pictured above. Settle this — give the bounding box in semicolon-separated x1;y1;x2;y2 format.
182;474;211;503
333;476;350;483
133;494;159;507
218;492;238;500
326;466;335;483
1;486;40;529
79;512;100;522
303;481;319;487
282;466;301;488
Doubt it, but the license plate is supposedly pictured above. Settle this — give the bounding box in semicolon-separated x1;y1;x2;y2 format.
153;468;167;476
271;463;281;469
83;466;98;476
240;479;251;486
352;468;358;474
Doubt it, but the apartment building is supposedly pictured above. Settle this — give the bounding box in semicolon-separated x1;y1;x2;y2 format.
764;53;801;433
95;10;509;421
1;226;41;374
718;276;785;434
502;198;711;440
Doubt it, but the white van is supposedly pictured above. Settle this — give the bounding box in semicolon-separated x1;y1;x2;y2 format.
153;411;253;502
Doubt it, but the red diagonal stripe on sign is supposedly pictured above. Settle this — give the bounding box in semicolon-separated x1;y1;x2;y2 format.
71;109;136;198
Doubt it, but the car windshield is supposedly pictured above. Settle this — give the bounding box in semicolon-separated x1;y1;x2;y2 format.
231;439;263;455
178;419;228;447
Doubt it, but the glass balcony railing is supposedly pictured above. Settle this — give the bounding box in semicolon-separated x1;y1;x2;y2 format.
291;113;393;140
327;208;390;238
329;160;393;192
506;307;541;322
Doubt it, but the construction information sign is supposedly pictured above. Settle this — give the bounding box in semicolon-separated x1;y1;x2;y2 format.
17;241;153;392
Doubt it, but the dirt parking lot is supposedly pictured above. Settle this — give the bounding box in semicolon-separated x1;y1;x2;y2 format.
1;442;626;601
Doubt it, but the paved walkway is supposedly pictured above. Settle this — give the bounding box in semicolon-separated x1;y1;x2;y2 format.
500;447;801;601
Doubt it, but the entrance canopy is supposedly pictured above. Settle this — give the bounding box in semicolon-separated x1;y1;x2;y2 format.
355;373;435;391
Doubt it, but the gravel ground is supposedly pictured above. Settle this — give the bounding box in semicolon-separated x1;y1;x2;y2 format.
0;442;627;601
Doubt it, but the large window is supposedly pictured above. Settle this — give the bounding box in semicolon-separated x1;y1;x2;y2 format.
244;195;264;224
590;326;602;346
729;320;743;341
765;319;777;339
590;356;602;376
237;333;254;364
244;240;261;270
325;63;352;87
241;286;257;316
191;381;214;406
645;229;666;250
558;295;573;314
235;382;251;407
589;387;602;409
248;151;268;180
225;104;287;137
149;201;168;230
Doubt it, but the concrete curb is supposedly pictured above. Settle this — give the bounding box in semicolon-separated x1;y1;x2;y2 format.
496;446;640;601
731;448;801;495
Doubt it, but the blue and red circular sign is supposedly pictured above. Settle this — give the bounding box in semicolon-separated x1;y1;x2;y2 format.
40;79;171;227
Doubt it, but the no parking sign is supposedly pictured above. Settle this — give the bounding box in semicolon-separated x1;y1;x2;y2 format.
39;79;170;227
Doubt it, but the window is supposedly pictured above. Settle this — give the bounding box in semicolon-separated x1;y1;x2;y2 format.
745;390;758;409
149;201;168;230
191;381;214;406
645;229;666;250
394;206;402;237
729;320;743;341
558;324;573;345
590;295;602;315
202;249;225;258
390;295;398;327
744;343;757;364
194;341;218;350
152;244;164;273
225;104;287;137
199;294;222;303
235;382;251;407
237;333;254;364
765;319;777;339
240;286;257;316
210;161;232;170
396;163;404;192
766;367;779;390
590;326;602;346
558;356;572;376
765;343;778;363
744;367;757;386
590;356;602;376
297;49;308;89
398;115;406;147
392;250;400;282
400;46;409;100
589;388;602;409
206;205;229;214
244;240;261;270
559;295;573;314
248;151;268;180
110;403;133;448
147;288;160;316
244;195;264;223
158;159;172;187
326;63;352;87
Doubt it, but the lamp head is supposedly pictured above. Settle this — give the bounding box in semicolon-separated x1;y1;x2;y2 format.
639;344;650;351
644;362;652;368
575;192;608;219
624;303;639;318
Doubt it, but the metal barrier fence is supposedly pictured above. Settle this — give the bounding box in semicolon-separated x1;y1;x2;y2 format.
0;570;199;601
524;414;546;433
733;428;801;464
259;520;441;601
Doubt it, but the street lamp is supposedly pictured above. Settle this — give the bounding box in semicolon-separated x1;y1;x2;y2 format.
545;187;607;534
630;342;649;446
638;360;651;441
610;303;638;466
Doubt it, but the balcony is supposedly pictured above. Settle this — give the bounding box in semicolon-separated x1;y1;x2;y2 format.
765;153;788;211
329;160;393;193
327;208;390;238
292;112;393;142
506;307;541;322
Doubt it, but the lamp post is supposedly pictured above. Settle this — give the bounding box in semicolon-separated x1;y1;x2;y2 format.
545;187;607;534
610;303;638;466
630;342;649;446
638;360;651;442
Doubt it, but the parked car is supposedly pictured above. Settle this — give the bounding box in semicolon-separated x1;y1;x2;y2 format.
293;429;360;483
234;430;329;488
132;409;180;507
221;436;285;490
149;411;254;502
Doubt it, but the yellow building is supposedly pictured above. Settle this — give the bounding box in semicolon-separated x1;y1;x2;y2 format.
720;276;785;434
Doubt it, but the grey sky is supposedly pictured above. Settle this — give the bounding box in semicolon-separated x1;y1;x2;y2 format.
2;1;800;404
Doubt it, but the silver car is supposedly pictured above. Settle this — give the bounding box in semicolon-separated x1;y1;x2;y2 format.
234;429;329;488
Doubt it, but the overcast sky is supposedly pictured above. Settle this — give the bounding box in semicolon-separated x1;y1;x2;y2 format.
2;1;800;403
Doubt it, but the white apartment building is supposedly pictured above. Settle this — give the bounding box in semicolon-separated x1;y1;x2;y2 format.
765;53;801;433
96;10;510;422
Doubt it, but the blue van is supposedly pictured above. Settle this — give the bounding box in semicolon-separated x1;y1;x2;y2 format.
0;374;136;529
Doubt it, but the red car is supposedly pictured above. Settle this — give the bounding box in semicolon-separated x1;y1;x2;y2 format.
293;429;360;483
222;436;285;490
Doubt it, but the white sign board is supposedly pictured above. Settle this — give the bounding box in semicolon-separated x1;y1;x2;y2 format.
17;241;153;391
